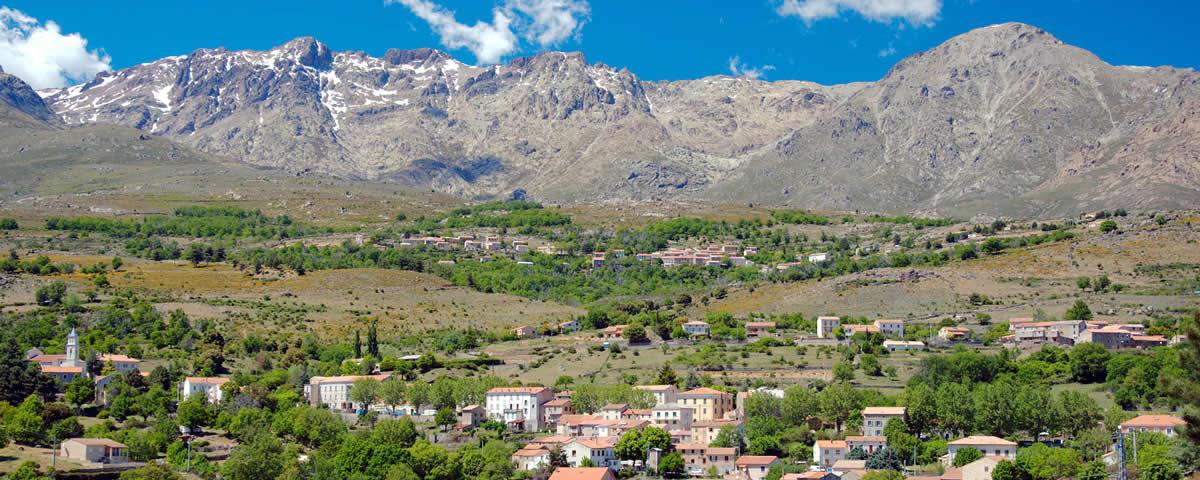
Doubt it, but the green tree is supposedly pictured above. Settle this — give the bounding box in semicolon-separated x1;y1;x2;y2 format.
860;355;883;376
656;363;680;386
659;451;685;478
1069;342;1111;383
833;361;855;382
1140;459;1182;480
119;462;183;480
548;445;569;468
905;382;938;436
223;433;285;480
1166;312;1200;446
64;375;95;411
176;396;212;430
0;338;55;404
1056;390;1100;436
1076;277;1091;291
35;281;67;306
379;380;406;415
818;382;862;432
936;382;974;437
1014;386;1058;440
1064;300;1093;321
435;407;456;431
1099;220;1118;233
47;417;83;444
865;447;903;471
350;378;380;411
781;385;818;427
861;471;904;480
1014;444;1080;480
973;379;1018;437
367;319;380;358
952;447;982;467
624;323;650;344
9;395;45;446
374;417;419;448
991;460;1028;480
711;425;745;451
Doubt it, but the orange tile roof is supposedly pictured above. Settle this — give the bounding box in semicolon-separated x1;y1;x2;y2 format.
488;386;550;394
948;436;1016;446
513;446;549;457
41;366;83;374
549;468;614;480
862;406;906;416
816;440;847;449
310;374;390;384
680;387;728;396
185;376;230;384
706;447;737;456
65;438;127;448
1121;415;1186;428
736;455;779;466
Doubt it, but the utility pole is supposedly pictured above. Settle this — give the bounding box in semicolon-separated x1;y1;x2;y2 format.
1116;430;1127;480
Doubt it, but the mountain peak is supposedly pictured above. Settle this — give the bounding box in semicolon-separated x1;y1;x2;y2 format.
382;47;453;66
275;36;333;69
950;22;1063;48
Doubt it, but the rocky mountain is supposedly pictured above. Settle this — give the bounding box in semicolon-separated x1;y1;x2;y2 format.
0;67;61;129
35;23;1200;216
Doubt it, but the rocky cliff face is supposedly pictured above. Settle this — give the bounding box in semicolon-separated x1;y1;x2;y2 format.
37;23;1200;215
0;67;61;128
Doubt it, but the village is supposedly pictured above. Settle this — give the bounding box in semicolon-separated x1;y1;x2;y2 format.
15;306;1193;480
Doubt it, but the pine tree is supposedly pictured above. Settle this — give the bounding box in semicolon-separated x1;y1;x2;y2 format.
367;320;380;358
354;331;363;358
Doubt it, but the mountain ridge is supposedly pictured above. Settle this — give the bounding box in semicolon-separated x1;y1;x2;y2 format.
25;22;1200;216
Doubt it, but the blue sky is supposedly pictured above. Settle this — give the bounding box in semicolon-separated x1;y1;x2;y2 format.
1;0;1198;89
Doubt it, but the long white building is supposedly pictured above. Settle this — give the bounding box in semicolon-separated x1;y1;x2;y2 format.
486;386;554;431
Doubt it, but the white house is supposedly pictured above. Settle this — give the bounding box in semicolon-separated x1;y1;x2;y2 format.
512;445;551;471
635;384;678;406
946;436;1017;465
873;319;906;337
60;438;129;464
861;407;906;436
305;374;391;411
807;253;828;263
486;386;555;431
563;437;619;469
817;316;840;339
882;340;925;352
650;403;694;429
813;440;847;468
963;456;1006;480
735;456;780;480
683;321;711;337
1120;415;1186;438
845;436;887;456
181;377;231;404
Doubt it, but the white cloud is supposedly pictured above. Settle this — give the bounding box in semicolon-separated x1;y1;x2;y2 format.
388;0;589;65
777;0;942;27
0;7;110;89
878;44;896;57
728;56;774;80
508;0;589;47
